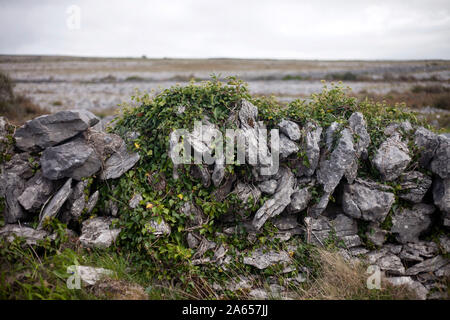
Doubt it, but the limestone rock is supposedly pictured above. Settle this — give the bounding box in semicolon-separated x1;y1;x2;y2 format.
296;122;322;177
243;248;291;270
0;224;49;245
348;112;370;159
86;129;123;160
79;217;120;249
129;193;143;209
73;266;113;286
313;126;356;215
190;165;211;188
38;178;73;229
366;224;388;247
145;219;171;236
306;214;362;249
279;134;299;159
391;204;435;244
278;119;300;141
85;191;99;215
400;242;438;263
288;187;311;213
258;179;278;195
405;256;449;276
100;142;140;180
372;134;411;181
41;138;102;180
430;135;450;179
367;251;405;275
0;172;27;223
17;172;57;212
414;126;439;168
342;179;395;223
61;180;88;222
433;177;450;215
398;171;432;203
252;167;295;230
14;110;99;151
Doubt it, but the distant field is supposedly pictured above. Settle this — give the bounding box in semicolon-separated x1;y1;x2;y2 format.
0;55;449;129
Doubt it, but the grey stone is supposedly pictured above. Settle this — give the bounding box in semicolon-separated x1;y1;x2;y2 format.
278;119;300;141
190;165;211;188
73;265;113;286
17;172;57;212
38;178;72;229
306;214;362;248
435;263;450;278
99;142;140;180
391;204;435;244
60;180;88;223
85;129;123;160
180;201;206;227
243;248;291;270
258;179;278;195
14;110;99;151
79;217;120;249
297;122;322;177
279;134;299;159
342;179;395;223
186;233;199;249
367;251;405;275
372;134;411;181
430;135;450;179
0;224;50;245
384;277;428;300
414;127;439;168
107;199;118;217
400;242;439;263
398;171;432;203
405;256;449;276
366;224;388;247
288;187;311;213
1;152;34;180
349;112;370;159
41;138;102;180
225;277;253;292
248;289;269;299
129;193;143;209
212;162;225;187
233;182;261;210
85;190;99;214
252;167;295;230
239;99;259;129
0;172;27;223
439;235;450;254
146;218;171;236
273;215;298;230
313;126;356;215
433;177;450;215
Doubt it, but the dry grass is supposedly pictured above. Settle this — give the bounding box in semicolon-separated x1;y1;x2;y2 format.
0;71;49;125
296;249;418;300
90;278;148;300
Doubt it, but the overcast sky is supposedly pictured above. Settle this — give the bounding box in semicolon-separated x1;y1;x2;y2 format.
0;0;449;59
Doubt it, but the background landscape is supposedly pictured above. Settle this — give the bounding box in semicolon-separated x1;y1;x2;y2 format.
1;55;450;130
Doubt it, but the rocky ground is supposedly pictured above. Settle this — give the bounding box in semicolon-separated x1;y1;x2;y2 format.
1;56;449;129
0;79;448;299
